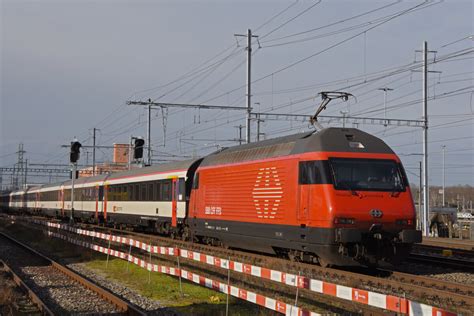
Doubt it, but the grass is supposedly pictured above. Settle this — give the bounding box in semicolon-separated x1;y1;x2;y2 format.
85;257;273;315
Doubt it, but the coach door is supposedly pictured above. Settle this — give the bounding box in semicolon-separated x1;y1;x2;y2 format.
36;192;40;211
95;185;100;221
104;184;108;221
171;178;178;227
98;186;104;222
60;188;65;216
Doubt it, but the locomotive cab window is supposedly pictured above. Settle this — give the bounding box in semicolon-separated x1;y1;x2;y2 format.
329;158;406;192
299;161;331;184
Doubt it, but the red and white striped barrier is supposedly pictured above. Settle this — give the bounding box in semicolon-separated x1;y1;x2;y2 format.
30;218;457;316
45;229;319;316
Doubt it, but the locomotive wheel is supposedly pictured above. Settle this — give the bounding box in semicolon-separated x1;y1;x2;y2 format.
181;226;190;241
318;257;330;268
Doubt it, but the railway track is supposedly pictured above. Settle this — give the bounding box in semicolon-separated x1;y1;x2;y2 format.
0;231;145;316
407;252;474;271
70;220;473;314
421;237;474;251
5;215;474;315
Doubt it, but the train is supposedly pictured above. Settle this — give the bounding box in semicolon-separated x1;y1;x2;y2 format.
0;127;422;267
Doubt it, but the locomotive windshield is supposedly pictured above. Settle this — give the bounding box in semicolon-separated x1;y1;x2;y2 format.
329;158;406;192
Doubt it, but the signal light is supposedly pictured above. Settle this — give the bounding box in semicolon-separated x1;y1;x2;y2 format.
70;141;82;163
134;138;145;159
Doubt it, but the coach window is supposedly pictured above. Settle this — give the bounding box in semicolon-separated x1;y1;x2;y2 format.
157;181;163;200
127;185;131;201
161;180;171;201
129;185;134;201
117;186;122;201
152;182;158;201
115;186;119;201
147;183;154;201
132;184;138;201
139;183;145;201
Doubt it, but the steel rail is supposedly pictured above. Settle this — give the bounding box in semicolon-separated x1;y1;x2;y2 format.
408;253;474;272
0;259;54;316
421;237;474;251
0;231;145;316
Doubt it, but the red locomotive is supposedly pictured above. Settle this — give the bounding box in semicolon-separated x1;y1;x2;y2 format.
188;127;421;266
1;127;421;267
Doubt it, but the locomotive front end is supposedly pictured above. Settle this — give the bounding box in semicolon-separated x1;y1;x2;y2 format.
327;156;422;266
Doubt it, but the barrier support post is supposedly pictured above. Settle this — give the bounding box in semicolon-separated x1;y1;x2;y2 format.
226;256;231;316
126;244;132;272
290;271;301;316
90;232;95;260
148;241;152;284
106;233;112;269
177;255;183;297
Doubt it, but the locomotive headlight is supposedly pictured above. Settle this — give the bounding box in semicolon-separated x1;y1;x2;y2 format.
334;217;356;225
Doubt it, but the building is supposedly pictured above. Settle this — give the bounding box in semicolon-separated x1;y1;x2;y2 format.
78;143;131;177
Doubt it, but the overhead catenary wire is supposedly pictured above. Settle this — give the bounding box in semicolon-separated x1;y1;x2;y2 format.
199;1;438;106
131;0;307;102
258;1;323;40
253;0;299;32
260;3;437;48
261;0;401;43
161;45;472;152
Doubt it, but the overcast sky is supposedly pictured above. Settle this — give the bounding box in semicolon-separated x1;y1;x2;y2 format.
1;0;473;187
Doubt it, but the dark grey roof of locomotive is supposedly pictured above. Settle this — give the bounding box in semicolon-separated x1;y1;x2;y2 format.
199;128;394;167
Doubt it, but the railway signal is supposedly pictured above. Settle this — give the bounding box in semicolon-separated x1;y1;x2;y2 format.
69;139;81;224
70;141;82;163
133;138;145;160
